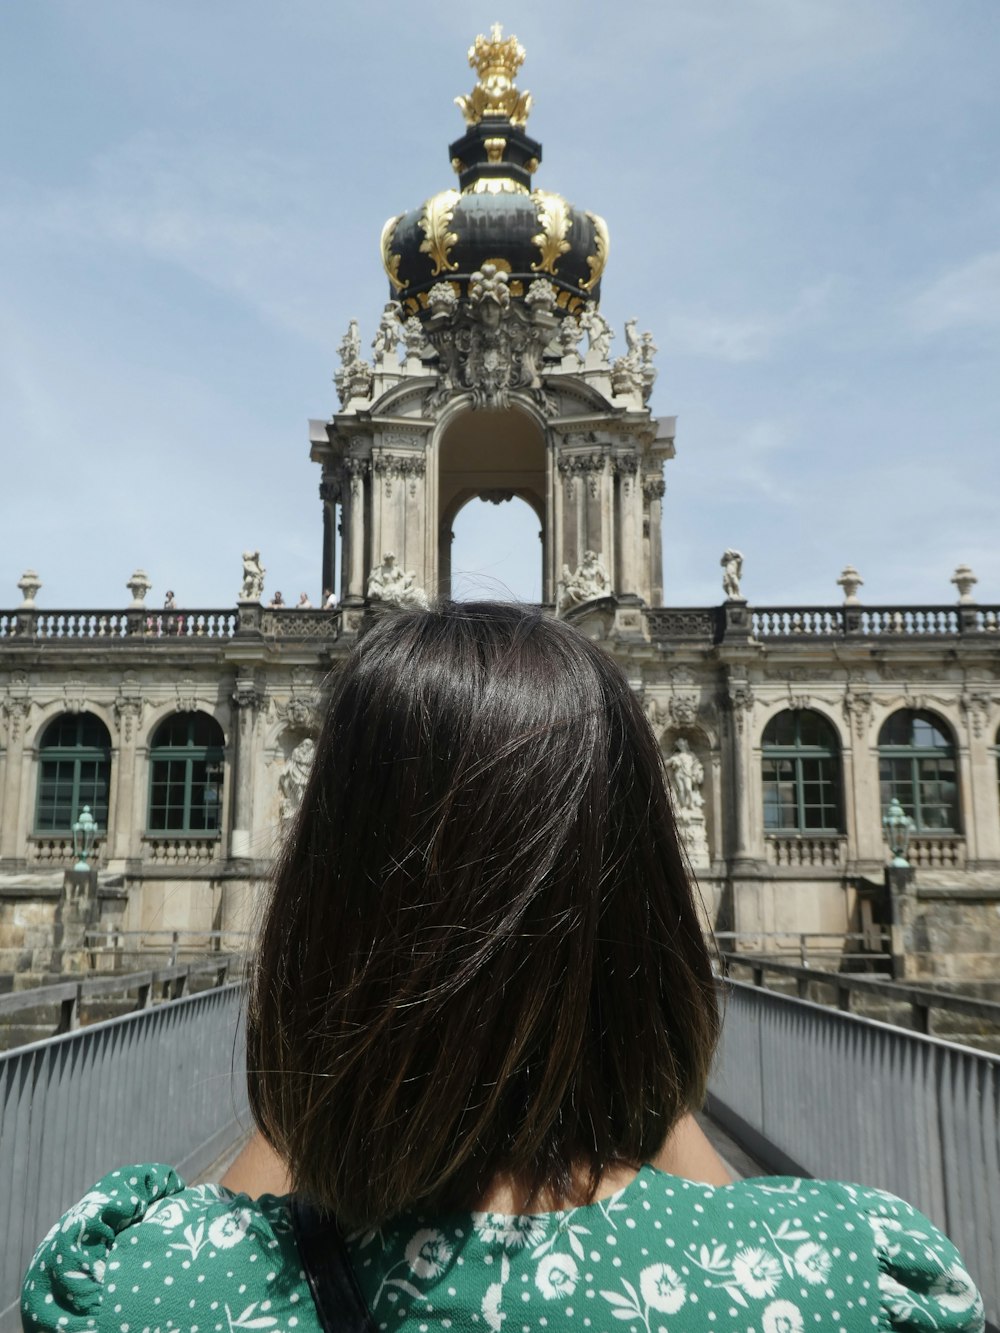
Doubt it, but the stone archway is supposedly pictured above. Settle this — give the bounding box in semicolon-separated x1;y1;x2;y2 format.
437;407;547;600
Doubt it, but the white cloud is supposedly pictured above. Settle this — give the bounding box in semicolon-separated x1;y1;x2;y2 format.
662;279;838;362
907;250;1000;336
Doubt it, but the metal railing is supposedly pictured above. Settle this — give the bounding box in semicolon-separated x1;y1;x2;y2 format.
0;981;250;1331
710;930;890;967
708;980;1000;1328
0;957;245;1041
722;951;1000;1035
83;927;255;967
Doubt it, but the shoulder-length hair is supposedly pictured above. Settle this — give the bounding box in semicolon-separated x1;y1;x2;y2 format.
246;602;719;1227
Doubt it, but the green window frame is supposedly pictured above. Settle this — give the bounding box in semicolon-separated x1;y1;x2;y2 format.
878;709;958;833
148;712;225;834
762;709;843;834
35;712;112;833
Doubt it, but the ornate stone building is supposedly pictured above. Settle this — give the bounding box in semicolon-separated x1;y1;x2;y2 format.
2;29;999;980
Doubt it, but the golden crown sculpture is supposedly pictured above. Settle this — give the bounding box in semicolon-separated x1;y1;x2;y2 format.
455;23;532;127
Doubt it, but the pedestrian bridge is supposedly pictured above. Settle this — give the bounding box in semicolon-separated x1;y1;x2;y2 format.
2;968;998;1332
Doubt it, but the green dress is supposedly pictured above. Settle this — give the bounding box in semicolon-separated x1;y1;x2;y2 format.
21;1163;984;1333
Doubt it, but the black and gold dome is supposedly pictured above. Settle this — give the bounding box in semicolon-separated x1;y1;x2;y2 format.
380;25;609;320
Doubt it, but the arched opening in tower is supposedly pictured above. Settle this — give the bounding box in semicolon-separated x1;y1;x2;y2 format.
437;408;547;602
449;494;542;603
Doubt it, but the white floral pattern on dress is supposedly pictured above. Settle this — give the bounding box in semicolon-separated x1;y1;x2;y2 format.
404;1228;452;1279
534;1251;579;1299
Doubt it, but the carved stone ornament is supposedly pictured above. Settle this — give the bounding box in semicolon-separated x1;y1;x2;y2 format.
578;304;613;362
960;690;992;739
280;696;321;734
665;737;710;867
373;453;427;499
669;694;700;728
951;563;978;604
842;687;873;740
62;679;88;715
726;671;755;734
556;550;612;617
367;552;430;610
233;676;265;712
279;737;316;824
837;564;863;605
643;474;666;503
1;689;32;742
114;677;144;741
558;450;607;500
175;679;199;713
422;266;560;413
126;569;152;609
239;550;266;603
17;569;41;608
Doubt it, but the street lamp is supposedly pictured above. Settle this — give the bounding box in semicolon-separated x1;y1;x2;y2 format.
72;806;98;872
882;797;915;868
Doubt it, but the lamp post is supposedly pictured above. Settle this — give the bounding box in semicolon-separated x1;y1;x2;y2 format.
72;806;98;872
882;797;914;868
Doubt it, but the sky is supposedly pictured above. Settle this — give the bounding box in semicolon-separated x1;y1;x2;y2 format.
1;0;998;609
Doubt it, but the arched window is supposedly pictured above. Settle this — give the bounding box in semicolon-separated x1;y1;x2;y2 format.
35;713;112;833
148;713;225;833
762;709;843;833
878;710;958;832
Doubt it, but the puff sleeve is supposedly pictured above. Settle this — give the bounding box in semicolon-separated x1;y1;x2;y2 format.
21;1165;186;1329
850;1185;985;1333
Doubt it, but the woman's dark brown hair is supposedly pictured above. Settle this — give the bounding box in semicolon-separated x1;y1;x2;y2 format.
246;601;719;1227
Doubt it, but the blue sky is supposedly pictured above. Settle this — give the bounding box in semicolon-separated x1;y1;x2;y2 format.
2;0;998;609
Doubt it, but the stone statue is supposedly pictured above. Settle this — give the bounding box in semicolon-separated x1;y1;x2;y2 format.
665;738;710;866
639;330;658;400
579;305;613;362
334;318;373;406
611;318;656;401
559;314;585;367
665;737;704;814
556;549;612;615
239;551;265;603
721;549;744;601
371;302;402;366
278;737;316;824
366;552;430;610
624;318;640;355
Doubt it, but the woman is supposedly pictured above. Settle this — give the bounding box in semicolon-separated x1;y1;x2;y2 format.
23;604;983;1332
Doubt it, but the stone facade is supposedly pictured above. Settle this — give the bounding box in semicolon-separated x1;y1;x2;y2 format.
2;28;999;984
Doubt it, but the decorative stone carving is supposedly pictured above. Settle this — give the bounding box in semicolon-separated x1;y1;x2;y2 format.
373;453;426;499
126;570;152;609
556;550;612;616
175;679;199;713
422;262;559;412
280;696;321;733
366;552;430;610
371;302;403;366
610;318;657;402
558;314;584;368
319;476;341;505
558;450;608;500
524;277;557;314
960;690;992;739
643;474;666;502
666;737;710;867
278;737;316;824
951;564;978;603
0;686;31;742
114;676;144;742
239;551;266;603
837;565;863;605
726;669;755;735
334;318;373;405
841;686;872;740
669;693;700;727
401;315;430;361
233;674;265;735
480;490;515;505
721;549;744;601
579;304;613;362
17;570;41;608
62;679;87;714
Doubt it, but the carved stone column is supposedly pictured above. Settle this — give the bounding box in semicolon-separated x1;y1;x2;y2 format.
319;474;340;598
723;668;757;868
842;687;881;863
961;691;1000;865
109;681;144;865
340;458;370;602
0;684;32;861
371;450;428;591
230;674;265;859
643;475;665;605
613;452;641;598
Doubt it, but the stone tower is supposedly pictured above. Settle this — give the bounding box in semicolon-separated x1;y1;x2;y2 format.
309;24;674;620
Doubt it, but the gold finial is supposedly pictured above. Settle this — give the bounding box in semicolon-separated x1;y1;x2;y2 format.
455;23;532;127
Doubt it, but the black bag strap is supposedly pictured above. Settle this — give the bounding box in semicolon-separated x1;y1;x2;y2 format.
289;1197;378;1333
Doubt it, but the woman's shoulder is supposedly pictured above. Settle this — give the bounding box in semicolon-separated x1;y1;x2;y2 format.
21;1164;307;1333
677;1173;984;1333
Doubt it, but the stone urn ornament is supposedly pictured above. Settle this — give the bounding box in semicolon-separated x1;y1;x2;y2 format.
126;569;152;609
836;564;863;605
950;564;977;604
17;570;41;608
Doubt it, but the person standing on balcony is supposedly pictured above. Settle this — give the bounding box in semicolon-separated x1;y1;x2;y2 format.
22;604;984;1333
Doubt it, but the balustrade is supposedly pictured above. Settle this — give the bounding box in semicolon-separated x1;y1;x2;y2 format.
645;607;720;641
140;835;221;865
764;834;846;867
908;834;966;869
25;836;106;865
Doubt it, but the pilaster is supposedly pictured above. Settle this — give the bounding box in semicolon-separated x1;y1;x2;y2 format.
230;673;265;859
